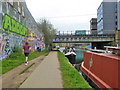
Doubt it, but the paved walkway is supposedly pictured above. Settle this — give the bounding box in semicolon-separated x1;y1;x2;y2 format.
2;54;46;88
20;51;63;88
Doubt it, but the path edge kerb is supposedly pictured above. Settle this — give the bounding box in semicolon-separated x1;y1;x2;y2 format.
57;51;64;88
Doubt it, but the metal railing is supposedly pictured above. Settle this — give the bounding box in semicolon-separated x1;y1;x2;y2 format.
56;30;115;36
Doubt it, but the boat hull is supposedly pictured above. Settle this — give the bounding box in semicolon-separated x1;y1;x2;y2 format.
81;51;120;89
65;53;76;64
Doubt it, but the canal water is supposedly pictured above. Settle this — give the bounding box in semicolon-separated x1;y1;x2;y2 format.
59;47;86;71
59;47;85;64
75;49;84;64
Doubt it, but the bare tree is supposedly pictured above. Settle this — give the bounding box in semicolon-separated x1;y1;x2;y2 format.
37;19;56;51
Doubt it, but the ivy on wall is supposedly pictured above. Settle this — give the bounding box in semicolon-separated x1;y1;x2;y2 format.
2;13;28;37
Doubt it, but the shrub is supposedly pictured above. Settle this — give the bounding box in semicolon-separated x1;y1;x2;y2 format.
12;46;22;53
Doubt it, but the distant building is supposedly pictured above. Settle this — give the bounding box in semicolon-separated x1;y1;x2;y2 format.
90;18;97;34
117;0;120;30
97;1;116;34
117;0;120;45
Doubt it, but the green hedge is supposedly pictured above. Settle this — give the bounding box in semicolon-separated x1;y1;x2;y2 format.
58;51;91;88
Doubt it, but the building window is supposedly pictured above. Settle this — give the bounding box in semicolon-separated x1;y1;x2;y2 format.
115;22;117;25
92;22;97;25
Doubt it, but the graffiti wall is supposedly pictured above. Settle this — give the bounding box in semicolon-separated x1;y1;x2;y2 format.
2;13;28;37
0;1;45;60
28;30;45;52
0;13;45;60
0;13;3;60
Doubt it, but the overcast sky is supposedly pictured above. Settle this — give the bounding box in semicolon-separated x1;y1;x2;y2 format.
25;0;103;32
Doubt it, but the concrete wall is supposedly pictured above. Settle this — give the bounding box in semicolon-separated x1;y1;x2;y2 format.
0;1;45;60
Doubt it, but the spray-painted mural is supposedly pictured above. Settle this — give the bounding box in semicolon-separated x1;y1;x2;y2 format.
0;13;45;60
0;1;45;60
0;13;3;60
28;29;37;51
28;30;45;52
2;13;28;37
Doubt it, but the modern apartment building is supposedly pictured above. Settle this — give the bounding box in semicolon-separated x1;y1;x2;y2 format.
97;1;117;34
117;0;120;30
90;18;97;34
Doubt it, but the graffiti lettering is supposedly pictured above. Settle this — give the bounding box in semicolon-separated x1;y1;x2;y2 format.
0;40;7;54
11;18;16;32
2;13;28;37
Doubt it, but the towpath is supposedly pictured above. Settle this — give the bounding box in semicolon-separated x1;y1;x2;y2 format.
20;51;63;88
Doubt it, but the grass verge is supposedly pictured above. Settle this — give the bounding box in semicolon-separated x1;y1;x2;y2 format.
58;51;91;88
2;51;49;74
19;63;35;75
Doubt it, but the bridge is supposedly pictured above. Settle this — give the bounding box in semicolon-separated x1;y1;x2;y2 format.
53;31;115;49
53;34;115;43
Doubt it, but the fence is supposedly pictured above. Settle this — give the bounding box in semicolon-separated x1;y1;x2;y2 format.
56;30;115;35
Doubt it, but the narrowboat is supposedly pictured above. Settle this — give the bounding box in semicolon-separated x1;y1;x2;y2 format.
81;46;120;89
64;47;76;64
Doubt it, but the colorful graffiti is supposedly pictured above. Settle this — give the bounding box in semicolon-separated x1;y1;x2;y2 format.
2;13;28;37
0;13;3;60
0;13;2;29
28;29;36;51
28;29;45;52
28;29;37;42
36;34;45;51
0;40;6;55
0;33;10;60
0;13;45;60
0;13;26;60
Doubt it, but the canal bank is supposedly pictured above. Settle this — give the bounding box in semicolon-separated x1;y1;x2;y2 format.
58;51;91;88
59;47;97;88
59;47;86;71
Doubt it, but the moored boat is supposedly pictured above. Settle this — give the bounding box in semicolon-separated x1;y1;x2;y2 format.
81;47;120;89
64;47;76;64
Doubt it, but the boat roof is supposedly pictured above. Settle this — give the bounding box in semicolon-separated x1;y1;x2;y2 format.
89;49;106;53
87;51;120;60
104;46;120;51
